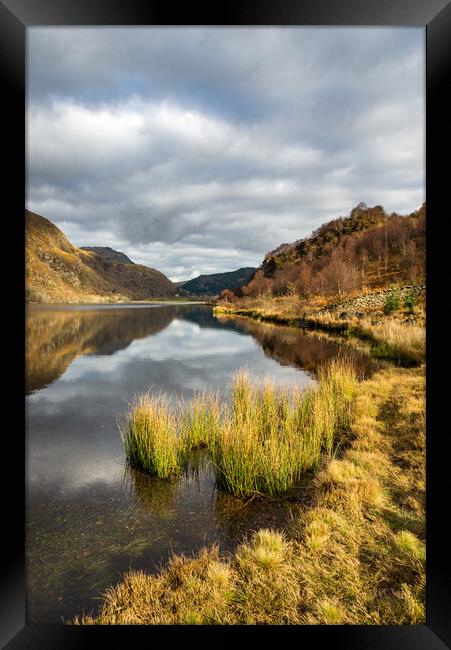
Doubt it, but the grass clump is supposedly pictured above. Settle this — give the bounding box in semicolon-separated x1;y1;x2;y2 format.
234;529;300;624
209;360;357;496
394;530;426;563
317;600;343;624
120;360;358;497
74;546;237;625
75;529;299;625
180;390;221;453
119;393;181;479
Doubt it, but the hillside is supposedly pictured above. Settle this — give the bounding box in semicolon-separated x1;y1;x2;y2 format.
181;267;257;296
25;210;176;303
239;203;425;300
80;246;134;265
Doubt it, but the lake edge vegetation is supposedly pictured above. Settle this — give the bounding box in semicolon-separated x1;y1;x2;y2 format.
119;359;357;497
75;363;425;625
214;301;425;366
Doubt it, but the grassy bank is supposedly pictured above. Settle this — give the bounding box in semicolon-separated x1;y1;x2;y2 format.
214;299;425;366
119;360;357;496
137;297;203;303
75;364;425;624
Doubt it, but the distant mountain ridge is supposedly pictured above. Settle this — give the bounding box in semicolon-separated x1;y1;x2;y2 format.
26;210;176;303
80;246;135;265
180;267;257;296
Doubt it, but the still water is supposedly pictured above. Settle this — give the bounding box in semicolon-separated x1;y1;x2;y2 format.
26;303;379;623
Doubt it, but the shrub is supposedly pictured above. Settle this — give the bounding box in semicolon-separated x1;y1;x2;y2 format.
404;290;417;313
383;290;401;315
219;289;236;302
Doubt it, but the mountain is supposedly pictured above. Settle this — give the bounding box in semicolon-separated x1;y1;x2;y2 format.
240;203;425;299
25;210;176;303
80;246;135;265
180;267;257;296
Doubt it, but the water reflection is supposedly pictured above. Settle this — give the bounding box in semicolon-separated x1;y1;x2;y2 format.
27;304;183;393
26;303;378;623
216;314;381;379
27;303;379;394
124;465;183;516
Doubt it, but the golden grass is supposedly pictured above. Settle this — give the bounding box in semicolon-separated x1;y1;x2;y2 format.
215;298;425;365
293;366;426;624
119;393;180;479
369;320;425;363
215;293;310;319
75;365;425;625
120;360;358;496
180;390;222;453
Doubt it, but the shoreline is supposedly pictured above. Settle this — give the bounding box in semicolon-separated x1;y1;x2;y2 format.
77;362;425;625
213;304;425;366
26;299;207;308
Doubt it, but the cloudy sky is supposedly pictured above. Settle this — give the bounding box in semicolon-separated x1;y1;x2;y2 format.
27;28;424;281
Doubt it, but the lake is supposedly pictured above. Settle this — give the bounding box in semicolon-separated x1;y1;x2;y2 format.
26;302;380;623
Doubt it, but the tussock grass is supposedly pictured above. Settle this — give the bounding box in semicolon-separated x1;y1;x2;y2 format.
119;394;181;479
74;545;237;625
76;365;425;625
121;360;358;496
74;529;300;625
180;390;222;453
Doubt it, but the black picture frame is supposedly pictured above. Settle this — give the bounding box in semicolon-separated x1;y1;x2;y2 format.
1;1;449;647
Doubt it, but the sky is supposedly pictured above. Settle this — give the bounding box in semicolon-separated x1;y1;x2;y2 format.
27;27;425;281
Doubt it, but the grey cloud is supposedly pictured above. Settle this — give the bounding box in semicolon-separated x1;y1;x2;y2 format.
27;27;424;280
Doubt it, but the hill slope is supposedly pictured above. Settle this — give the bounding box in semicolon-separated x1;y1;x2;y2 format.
26;210;176;303
241;203;425;299
181;267;257;296
80;246;135;265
